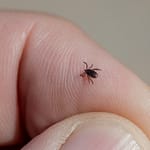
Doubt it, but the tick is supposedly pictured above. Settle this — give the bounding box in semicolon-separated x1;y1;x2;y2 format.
80;62;101;84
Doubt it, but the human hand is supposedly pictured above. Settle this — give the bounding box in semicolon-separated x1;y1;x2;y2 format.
0;11;150;149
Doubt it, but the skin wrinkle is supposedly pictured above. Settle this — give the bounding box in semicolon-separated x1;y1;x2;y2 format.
57;122;82;150
0;13;36;144
18;16;66;136
17;22;36;143
61;49;80;114
22;19;84;135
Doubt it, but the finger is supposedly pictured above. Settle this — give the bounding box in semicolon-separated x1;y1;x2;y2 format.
22;113;150;150
0;12;150;146
17;12;150;139
0;11;36;145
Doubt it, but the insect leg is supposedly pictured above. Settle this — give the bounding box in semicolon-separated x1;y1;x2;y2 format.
89;64;93;68
83;62;88;69
88;76;94;84
93;68;102;71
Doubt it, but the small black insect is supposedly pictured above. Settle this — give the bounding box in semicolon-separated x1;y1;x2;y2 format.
80;62;101;84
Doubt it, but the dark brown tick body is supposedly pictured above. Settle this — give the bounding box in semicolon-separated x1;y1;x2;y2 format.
80;62;101;84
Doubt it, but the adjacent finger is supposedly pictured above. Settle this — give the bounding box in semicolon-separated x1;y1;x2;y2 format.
22;113;150;150
0;11;36;145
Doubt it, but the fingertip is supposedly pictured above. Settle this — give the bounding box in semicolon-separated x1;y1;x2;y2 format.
22;113;150;150
16;12;150;140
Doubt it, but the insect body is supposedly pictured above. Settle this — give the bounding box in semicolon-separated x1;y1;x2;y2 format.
85;69;98;78
80;62;101;84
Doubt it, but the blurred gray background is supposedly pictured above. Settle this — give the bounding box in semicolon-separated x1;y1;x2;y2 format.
0;0;149;83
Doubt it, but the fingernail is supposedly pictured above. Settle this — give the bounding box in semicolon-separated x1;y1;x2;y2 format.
61;122;141;150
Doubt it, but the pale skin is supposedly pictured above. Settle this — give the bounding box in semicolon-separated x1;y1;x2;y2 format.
0;12;150;149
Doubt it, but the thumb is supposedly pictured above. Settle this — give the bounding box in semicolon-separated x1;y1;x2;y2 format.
22;113;150;150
